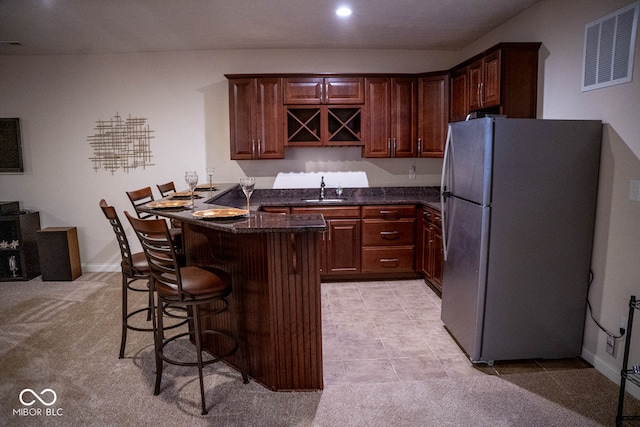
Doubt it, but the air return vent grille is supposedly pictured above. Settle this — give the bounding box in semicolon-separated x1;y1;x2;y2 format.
582;1;639;91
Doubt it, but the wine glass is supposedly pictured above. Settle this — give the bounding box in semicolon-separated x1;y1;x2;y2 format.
206;167;215;191
240;177;255;212
185;171;198;208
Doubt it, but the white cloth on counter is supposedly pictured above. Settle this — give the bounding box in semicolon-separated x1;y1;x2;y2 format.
272;172;369;189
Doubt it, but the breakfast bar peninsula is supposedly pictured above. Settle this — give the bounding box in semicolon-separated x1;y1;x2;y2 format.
138;184;326;391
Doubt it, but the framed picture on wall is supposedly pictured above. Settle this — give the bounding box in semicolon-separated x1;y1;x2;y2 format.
0;118;24;173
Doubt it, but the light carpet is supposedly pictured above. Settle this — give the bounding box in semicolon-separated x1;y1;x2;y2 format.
0;273;638;426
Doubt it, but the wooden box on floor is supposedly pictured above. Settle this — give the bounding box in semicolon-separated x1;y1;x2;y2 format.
37;227;82;281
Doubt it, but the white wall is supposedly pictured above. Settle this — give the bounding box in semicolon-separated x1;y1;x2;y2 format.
1;0;638;397
0;49;456;272
463;0;640;396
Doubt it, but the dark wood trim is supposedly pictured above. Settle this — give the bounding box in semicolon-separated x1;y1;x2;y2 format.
184;222;324;391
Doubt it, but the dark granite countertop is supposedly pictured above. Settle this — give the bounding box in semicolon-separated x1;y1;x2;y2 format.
138;184;441;234
207;184;442;211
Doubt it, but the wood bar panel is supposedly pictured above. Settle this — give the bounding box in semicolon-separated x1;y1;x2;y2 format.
183;222;323;391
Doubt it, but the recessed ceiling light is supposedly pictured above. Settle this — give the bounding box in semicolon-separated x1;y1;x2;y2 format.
336;6;352;17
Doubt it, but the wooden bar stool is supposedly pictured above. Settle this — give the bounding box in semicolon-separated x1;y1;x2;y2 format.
156;181;176;197
125;212;249;415
126;186;183;252
156;181;183;229
99;199;154;358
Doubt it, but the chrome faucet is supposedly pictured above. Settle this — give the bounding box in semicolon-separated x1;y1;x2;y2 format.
319;176;325;200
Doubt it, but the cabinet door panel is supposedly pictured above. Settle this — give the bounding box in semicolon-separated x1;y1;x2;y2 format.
418;221;430;277
229;78;256;160
482;51;501;108
468;61;482;111
363;78;391;158
326;219;361;274
325;77;365;104
256;78;284;159
418;74;449;157
432;228;443;286
284;78;323;104
450;68;468;122
391;78;417;157
420;206;443;292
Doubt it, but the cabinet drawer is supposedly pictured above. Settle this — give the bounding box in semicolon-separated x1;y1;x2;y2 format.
421;207;441;228
362;205;415;219
362;246;415;273
362;218;415;246
284;77;364;104
292;206;360;219
261;206;290;214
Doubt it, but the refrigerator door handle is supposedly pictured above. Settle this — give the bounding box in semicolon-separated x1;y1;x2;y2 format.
440;124;452;261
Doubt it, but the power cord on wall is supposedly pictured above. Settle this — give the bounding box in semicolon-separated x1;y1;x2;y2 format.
586;270;626;339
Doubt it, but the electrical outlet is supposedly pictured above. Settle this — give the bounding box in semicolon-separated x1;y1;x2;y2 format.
621;316;628;334
629;180;640;202
409;165;416;180
606;335;615;356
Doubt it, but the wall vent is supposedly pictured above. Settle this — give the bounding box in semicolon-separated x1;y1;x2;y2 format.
582;1;639;91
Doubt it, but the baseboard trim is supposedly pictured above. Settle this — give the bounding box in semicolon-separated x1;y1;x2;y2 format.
582;346;640;400
82;263;120;273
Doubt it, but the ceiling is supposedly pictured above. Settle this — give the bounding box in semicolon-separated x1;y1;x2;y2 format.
0;0;541;56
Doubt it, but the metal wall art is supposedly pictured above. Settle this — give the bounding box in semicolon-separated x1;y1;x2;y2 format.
88;113;155;174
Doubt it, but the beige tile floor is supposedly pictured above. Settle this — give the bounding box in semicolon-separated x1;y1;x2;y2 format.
321;279;590;385
322;279;478;384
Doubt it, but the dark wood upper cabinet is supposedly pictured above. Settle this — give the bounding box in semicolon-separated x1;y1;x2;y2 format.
468;50;500;111
363;77;417;158
284;77;364;104
450;67;469;122
228;77;284;159
285;105;363;147
452;42;541;122
417;72;449;158
227;42;540;159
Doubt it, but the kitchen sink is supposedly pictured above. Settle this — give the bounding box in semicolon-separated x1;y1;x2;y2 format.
301;198;347;203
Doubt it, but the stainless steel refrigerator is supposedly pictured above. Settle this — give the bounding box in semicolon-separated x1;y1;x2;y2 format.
440;117;602;364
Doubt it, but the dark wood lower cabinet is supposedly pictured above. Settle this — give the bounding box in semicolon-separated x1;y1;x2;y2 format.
291;206;362;277
265;203;437;281
361;205;416;274
183;222;324;391
417;206;443;294
326;219;361;274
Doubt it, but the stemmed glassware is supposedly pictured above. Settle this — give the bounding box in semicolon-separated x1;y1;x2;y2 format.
240;177;255;212
206;167;215;191
185;171;198;208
